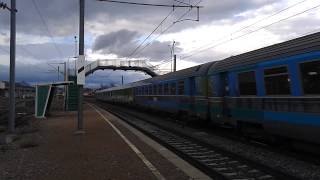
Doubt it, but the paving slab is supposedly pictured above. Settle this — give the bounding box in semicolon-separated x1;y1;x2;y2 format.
0;103;193;180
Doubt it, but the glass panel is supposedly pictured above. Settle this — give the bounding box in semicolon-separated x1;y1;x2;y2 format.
238;71;257;95
195;77;202;96
144;86;148;95
300;60;320;95
148;85;152;95
164;83;169;95
178;80;185;95
158;84;163;95
209;76;218;97
170;82;176;95
153;85;157;95
264;66;291;95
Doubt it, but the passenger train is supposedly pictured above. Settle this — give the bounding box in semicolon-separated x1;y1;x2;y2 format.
96;32;320;146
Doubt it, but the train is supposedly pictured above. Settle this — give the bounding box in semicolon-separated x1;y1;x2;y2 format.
96;32;320;146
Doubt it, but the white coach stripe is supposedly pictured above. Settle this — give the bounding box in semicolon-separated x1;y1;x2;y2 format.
89;104;166;180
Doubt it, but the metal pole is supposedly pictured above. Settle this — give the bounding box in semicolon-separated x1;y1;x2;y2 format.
78;0;84;131
57;66;60;81
173;54;176;72
8;0;16;133
172;41;175;72
74;36;77;57
121;75;124;85
64;62;67;111
64;62;67;81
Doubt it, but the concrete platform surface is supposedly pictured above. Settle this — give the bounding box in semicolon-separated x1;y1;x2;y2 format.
0;103;207;180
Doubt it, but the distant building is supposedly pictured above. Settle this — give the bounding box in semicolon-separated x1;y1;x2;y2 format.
0;81;35;98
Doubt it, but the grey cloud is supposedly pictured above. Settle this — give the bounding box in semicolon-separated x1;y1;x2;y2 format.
136;41;182;61
93;29;182;61
0;63;61;84
0;0;278;37
93;29;139;52
266;16;320;40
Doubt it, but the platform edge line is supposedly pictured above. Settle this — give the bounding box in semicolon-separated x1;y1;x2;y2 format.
88;103;166;180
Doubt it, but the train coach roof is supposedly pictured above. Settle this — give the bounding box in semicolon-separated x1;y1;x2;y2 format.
209;32;320;73
96;62;216;92
96;81;151;93
146;61;216;83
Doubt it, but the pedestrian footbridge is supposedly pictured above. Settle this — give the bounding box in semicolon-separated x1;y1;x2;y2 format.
85;59;159;77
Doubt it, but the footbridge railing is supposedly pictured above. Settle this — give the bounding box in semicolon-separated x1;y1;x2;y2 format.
85;59;159;77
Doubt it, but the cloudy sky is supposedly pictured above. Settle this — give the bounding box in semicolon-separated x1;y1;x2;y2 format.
0;0;319;88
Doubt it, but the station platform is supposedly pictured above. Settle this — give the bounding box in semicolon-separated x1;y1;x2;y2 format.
1;103;210;180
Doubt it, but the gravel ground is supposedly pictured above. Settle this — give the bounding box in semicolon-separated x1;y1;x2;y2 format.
0;104;189;180
107;103;320;180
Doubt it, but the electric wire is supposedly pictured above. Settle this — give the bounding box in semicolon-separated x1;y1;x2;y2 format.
134;0;202;58
18;46;52;72
97;0;202;8
31;0;64;59
181;3;320;60
128;0;189;58
183;0;310;57
127;9;175;58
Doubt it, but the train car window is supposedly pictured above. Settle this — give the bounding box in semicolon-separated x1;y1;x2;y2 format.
152;85;156;95
170;83;176;95
264;66;291;95
148;85;152;95
178;80;185;95
144;86;148;95
209;76;218;97
164;83;169;95
300;60;320;95
158;84;163;95
238;71;257;95
195;77;202;96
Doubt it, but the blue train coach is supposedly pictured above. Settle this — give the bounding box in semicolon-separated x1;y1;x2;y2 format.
96;32;320;145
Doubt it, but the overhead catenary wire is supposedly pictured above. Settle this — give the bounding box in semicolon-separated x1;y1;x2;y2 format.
183;0;310;57
31;0;64;59
181;3;320;60
127;9;175;58
134;0;202;58
154;29;320;69
18;46;53;72
97;0;202;8
128;0;190;58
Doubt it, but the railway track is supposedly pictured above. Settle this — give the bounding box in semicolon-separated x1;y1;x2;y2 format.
95;102;300;180
91;97;320;166
0;99;34;127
